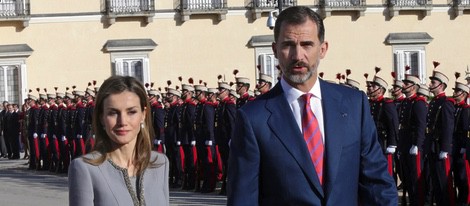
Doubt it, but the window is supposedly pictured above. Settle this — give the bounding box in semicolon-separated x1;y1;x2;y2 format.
258;53;279;83
0;44;32;104
249;35;279;86
103;39;157;84
385;32;433;84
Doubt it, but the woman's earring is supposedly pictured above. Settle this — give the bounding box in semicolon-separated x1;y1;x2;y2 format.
140;122;144;129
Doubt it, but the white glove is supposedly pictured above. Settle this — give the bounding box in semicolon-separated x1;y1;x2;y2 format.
439;151;448;159
386;146;396;154
33;133;38;138
460;148;466;154
52;135;57;139
190;141;196;146
154;139;161;145
77;134;82;139
176;141;181;146
409;145;418;155
205;140;213;146
61;136;67;141
41;134;46;138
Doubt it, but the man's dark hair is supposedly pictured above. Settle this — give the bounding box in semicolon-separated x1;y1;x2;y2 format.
274;6;325;43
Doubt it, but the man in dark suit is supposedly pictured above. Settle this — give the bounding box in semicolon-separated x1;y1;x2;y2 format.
227;6;397;205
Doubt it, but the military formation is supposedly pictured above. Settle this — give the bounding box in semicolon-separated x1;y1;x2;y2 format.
3;62;470;205
343;63;470;206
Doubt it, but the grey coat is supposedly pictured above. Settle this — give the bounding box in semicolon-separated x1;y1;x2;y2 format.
68;151;169;206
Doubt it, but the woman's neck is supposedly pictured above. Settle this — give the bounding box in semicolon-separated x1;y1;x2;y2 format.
108;145;137;176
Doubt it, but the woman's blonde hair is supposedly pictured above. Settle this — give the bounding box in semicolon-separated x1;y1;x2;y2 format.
84;76;156;175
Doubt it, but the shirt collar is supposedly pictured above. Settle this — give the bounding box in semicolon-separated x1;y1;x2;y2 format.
281;76;322;104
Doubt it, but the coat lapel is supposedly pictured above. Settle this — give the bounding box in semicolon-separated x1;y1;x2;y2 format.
319;80;347;196
265;83;324;197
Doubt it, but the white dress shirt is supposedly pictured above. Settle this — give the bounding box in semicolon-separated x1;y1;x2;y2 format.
281;77;325;143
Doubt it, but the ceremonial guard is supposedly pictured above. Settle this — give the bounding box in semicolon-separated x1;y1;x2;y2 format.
179;80;198;190
193;84;216;193
165;86;183;188
56;91;70;173
451;73;470;205
256;73;273;95
344;69;361;90
149;88;165;153
84;86;95;152
215;81;237;195
391;72;406;111
27;94;40;169
398;74;428;206
426;67;456;206
234;70;252;109
73;90;87;157
367;73;399;177
37;91;50;170
46;92;60;171
66;89;77;158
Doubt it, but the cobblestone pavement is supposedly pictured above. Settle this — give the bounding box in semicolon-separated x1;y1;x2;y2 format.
0;155;227;206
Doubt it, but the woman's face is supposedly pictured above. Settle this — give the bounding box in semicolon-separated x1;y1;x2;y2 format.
101;91;145;147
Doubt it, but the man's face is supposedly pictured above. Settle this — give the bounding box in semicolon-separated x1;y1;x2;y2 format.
272;19;328;85
429;79;442;93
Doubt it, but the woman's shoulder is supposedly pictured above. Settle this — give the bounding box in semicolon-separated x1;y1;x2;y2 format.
150;151;168;164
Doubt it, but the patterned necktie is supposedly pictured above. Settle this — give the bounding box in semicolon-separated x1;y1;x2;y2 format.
302;93;324;184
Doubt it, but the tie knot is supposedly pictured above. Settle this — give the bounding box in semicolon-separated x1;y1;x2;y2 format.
302;93;313;105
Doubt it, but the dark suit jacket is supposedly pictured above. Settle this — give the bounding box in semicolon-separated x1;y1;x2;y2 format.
227;80;398;206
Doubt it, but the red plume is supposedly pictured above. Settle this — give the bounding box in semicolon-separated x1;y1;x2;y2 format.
375;67;381;74
150;82;154;88
145;83;149;88
364;73;369;79
66;87;69;91
188;78;194;84
405;65;411;71
199;80;203;84
175;85;180;90
164;87;168;92
341;74;346;80
336;73;341;80
44;88;48;93
233;69;239;76
88;82;92;87
391;72;396;79
346;69;351;76
158;87;161;92
455;72;461;80
204;82;207;87
217;75;222;81
433;61;440;69
178;76;182;82
54;87;58;91
36;88;40;92
319;72;324;78
167;80;172;86
29;89;32;93
72;85;76;90
229;82;234;87
93;80;97;86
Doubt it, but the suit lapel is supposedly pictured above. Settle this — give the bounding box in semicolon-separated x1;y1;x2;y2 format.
319;80;347;196
265;83;324;197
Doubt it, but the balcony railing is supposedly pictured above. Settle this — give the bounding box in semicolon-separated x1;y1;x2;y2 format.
0;0;30;26
104;0;155;24
317;0;366;18
250;0;297;19
179;0;228;22
387;0;432;17
452;0;470;16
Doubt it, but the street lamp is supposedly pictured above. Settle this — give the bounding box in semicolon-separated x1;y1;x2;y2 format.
266;0;283;30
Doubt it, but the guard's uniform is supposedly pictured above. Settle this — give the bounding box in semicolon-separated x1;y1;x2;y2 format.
215;96;236;194
165;99;183;188
194;96;216;193
151;100;166;153
426;92;456;205
84;99;95;153
179;98;197;190
38;102;50;170
74;100;87;156
47;101;60;171
57;102;69;173
399;93;428;206
453;99;470;205
27;102;40;169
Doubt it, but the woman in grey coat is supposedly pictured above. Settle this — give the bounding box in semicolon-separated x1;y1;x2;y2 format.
68;76;169;206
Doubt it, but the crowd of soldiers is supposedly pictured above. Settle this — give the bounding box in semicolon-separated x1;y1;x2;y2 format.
0;70;274;196
2;63;470;204
344;63;470;206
